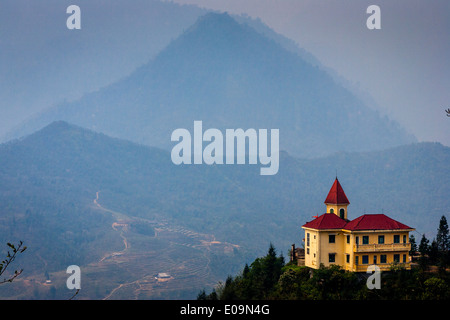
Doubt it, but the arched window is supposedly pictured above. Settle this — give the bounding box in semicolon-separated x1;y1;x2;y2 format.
340;208;345;219
329;208;334;214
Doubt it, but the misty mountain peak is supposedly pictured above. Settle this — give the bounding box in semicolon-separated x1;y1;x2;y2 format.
157;11;271;61
184;11;261;44
39;120;72;133
18;121;96;149
7;13;415;158
189;12;240;33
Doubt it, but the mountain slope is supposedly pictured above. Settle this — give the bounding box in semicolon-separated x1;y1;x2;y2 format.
0;122;447;293
0;0;207;138
7;12;415;158
0;121;252;299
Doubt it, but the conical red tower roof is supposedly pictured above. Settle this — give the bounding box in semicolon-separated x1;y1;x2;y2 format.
324;178;350;205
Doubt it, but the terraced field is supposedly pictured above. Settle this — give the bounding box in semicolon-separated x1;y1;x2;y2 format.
0;191;242;300
57;191;240;299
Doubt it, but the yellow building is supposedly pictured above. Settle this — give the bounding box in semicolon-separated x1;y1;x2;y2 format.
302;178;414;272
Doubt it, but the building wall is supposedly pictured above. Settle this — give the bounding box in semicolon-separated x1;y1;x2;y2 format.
303;228;412;271
350;230;410;247
304;228;319;268
325;204;348;220
304;228;347;269
350;230;412;271
318;230;346;267
343;231;356;271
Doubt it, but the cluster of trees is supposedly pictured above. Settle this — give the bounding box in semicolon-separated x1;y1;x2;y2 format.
199;216;450;300
197;244;285;300
411;216;450;273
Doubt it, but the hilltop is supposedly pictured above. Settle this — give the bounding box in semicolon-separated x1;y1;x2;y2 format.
6;12;414;158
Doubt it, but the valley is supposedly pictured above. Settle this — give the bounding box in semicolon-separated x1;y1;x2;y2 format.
0;121;448;300
88;190;241;300
0;190;241;300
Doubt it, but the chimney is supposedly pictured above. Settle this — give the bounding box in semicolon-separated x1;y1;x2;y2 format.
290;244;296;262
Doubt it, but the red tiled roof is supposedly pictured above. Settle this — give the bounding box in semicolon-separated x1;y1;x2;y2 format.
302;213;347;230
303;213;413;231
324;178;350;205
343;214;413;231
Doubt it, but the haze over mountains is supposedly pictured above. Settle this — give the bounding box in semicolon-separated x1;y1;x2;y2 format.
0;0;208;138
7;12;414;158
0;6;447;300
0;121;447;299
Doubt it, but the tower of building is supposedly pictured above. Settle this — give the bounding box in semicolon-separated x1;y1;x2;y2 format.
324;177;350;220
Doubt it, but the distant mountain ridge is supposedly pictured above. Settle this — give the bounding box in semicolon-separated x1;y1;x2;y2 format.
0;122;446;286
6;12;415;158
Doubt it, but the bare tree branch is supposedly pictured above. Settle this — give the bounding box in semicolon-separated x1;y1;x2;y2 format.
0;241;27;284
68;289;80;300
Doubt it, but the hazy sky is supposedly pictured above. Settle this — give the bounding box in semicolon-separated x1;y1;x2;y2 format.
172;0;450;146
1;0;448;147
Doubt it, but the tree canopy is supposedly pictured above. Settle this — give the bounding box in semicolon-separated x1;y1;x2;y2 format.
200;216;450;300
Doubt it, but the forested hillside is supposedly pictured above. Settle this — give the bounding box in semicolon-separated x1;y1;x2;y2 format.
0;122;447;298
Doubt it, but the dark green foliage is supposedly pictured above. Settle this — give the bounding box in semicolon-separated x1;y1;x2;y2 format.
417;218;450;274
437;216;450;252
409;234;417;256
436;216;450;271
205;244;285;300
201;243;450;300
422;277;449;299
418;234;430;270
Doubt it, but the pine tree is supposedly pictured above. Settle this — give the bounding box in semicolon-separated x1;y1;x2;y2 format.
409;234;417;256
436;215;449;271
197;289;207;300
262;243;284;293
418;234;430;256
418;234;430;270
429;239;439;265
436;216;449;252
242;263;250;277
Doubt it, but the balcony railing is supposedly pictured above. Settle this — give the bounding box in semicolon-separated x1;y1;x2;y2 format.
353;262;411;272
354;242;411;252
